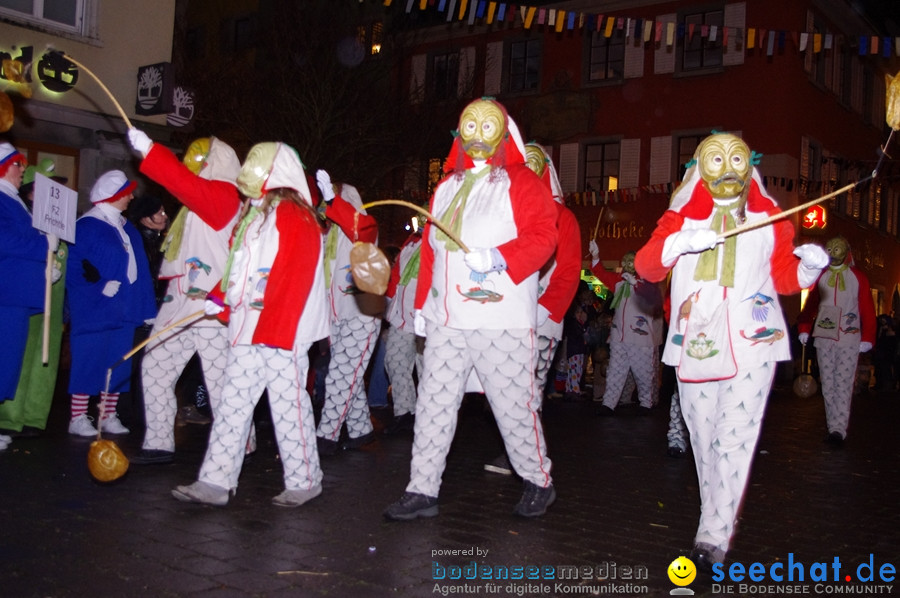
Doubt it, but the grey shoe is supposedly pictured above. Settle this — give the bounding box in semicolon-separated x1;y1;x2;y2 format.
171;481;230;506
513;481;556;517
68;414;97;437
272;485;322;507
383;492;439;521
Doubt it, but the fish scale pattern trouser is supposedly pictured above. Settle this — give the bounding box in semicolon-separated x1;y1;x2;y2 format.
815;341;858;438
198;344;321;492
602;344;657;409
317;316;380;441
678;362;773;554
534;335;558;411
384;326;421;417
141;325;258;453
667;391;688;451
407;323;552;498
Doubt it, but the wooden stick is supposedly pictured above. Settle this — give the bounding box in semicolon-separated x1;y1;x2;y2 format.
42;248;53;364
591;206;605;240
112;310;206;369
360;199;470;253
62;54;133;129
718;182;857;240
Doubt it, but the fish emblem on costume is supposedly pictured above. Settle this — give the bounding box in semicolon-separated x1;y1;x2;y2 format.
456;284;503;303
339;264;363;295
841;312;860;334
739;326;785;345
743;292;774;322
686;332;718;359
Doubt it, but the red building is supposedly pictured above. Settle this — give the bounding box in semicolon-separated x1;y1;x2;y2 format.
388;0;900;320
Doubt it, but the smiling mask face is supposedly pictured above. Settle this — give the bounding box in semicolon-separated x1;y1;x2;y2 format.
697;134;751;200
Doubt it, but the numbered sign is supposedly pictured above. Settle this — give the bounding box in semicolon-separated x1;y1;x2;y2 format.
32;172;77;243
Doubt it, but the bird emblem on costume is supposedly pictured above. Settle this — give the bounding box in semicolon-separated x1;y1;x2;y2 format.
841;312;860;334
186;257;212;283
739;326;785;345
630;315;650;335
743;292;774;322
677;290;701;332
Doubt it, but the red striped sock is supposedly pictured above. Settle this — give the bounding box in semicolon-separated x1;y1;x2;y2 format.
100;392;120;420
70;394;90;419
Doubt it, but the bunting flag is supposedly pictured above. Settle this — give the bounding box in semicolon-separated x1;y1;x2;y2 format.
366;0;900;58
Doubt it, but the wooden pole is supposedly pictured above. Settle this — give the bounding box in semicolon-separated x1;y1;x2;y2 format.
41;248;53;364
360;199;470;253
62;54;133;129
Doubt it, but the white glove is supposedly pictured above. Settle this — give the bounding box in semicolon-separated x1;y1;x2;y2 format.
46;233;59;252
316;169;335;203
798;332;809;345
204;299;225;316
464;247;507;274
51;264;62;283
588;240;599;266
622;272;637;285
537;303;551;326
793;244;829;270
414;309;426;337
860;342;873;353
101;280;121;297
673;229;719;253
127;128;153;156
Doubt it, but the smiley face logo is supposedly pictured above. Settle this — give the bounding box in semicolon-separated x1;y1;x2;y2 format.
668;556;696;586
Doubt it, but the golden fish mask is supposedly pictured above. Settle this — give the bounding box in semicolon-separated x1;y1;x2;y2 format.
458;99;505;161
886;71;900;131
183;137;211;175
237;142;279;199
621;251;636;275
524;143;547;178
697;134;751;199
825;236;849;267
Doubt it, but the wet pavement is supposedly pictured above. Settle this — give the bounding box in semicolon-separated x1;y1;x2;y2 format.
2;372;898;597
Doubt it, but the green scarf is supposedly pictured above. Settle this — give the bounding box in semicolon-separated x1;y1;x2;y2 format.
324;226;339;287
220;206;261;294
161;206;190;262
398;245;421;287
435;167;491;252
693;201;738;288
609;278;631;309
827;263;848;291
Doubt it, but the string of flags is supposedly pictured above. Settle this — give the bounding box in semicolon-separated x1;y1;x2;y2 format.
374;0;900;58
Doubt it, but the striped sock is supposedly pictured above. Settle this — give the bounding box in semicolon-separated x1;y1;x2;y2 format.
70;394;90;419
100;393;120;420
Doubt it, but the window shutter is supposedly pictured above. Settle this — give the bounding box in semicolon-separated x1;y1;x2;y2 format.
484;41;503;96
558;143;580;194
653;13;676;74
458;46;476;98
723;2;746;66
410;53;426;104
649;136;672;185
624;37;644;79
619;138;641;189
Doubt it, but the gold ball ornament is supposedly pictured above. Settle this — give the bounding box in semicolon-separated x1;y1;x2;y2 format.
0;91;13;133
793;373;818;398
88;439;130;482
349;241;391;295
886;71;900;131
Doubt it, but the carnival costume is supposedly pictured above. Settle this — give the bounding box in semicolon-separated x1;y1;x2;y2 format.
127;131;249;463
172;142;328;507
635;133;828;570
797;236;875;445
384;99;558;520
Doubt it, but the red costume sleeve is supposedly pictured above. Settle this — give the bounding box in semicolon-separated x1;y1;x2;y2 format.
252;202;321;349
325;195;378;244
635;210;685;283
414;219;435;310
538;207;583;322
590;265;623;290
766;209;805;296
499;164;558;284
797;277;823;334
140;144;241;231
853;267;877;345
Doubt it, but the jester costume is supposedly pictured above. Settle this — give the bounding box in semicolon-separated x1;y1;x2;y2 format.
797;237;875;444
384;99;558;520
173;142;328;507
131;136;249;462
635;134;827;569
315;183;381;451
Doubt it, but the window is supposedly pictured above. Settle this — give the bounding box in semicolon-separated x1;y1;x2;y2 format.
507;39;541;93
676;134;705;181
807;12;827;87
681;8;723;72
357;21;384;57
584;141;620;192
432;51;459;101
185;26;206;60
587;27;625;83
0;0;92;36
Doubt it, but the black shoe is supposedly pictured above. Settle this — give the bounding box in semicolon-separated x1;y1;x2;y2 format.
383;412;415;435
383;492;439;521
130;449;175;465
317;437;339;456
825;431;845;448
638;405;652;416
513;481;556;517
690;542;724;575
667;446;686;458
484;454;513;475
345;431;375;449
595;405;615;417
